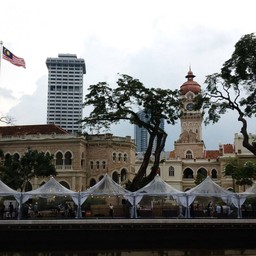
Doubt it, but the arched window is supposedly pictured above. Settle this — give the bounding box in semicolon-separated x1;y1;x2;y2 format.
123;154;127;162
56;152;63;167
64;151;72;166
40;181;45;187
96;161;100;169
90;179;96;187
211;169;217;178
112;171;119;183
90;161;94;169
121;168;127;182
60;181;70;189
197;168;207;177
186;150;193;159
102;161;106;169
118;153;122;161
169;166;175;176
24;182;32;192
183;168;194;178
13;153;20;162
112;153;117;161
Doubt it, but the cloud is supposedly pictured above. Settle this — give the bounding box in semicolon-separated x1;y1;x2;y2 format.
8;76;47;125
0;87;16;100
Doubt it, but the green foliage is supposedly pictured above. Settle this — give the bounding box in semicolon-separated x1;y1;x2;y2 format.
195;33;256;155
0;148;57;191
82;74;183;189
224;157;256;191
82;74;182;133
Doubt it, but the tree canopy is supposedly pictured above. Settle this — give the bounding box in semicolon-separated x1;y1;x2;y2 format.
0;148;57;191
224;157;256;191
81;74;182;190
196;33;256;155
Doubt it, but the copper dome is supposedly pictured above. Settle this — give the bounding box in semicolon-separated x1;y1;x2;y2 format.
180;69;201;95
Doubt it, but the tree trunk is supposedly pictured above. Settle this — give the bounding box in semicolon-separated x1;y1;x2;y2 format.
129;132;156;191
238;115;256;156
148;132;167;181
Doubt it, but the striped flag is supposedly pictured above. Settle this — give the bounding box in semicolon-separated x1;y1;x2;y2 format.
2;46;26;68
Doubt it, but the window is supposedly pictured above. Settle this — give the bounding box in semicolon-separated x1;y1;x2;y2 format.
169;166;175;176
112;153;116;161
64;151;72;165
183;168;194;179
96;161;100;169
102;161;106;169
123;154;127;162
118;153;122;161
90;161;94;169
211;169;217;178
186;150;193;159
56;152;63;166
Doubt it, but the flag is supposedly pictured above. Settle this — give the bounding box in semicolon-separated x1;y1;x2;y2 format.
2;46;26;68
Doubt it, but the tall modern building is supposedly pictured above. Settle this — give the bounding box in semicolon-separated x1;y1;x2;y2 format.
46;54;86;134
134;110;165;152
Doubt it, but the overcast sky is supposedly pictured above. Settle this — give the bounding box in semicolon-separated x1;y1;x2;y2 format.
0;0;255;151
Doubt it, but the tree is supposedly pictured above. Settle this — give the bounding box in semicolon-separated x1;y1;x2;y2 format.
224;157;256;191
81;74;182;190
196;33;256;155
0;148;57;191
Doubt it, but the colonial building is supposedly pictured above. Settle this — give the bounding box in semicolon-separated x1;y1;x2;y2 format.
0;125;136;191
0;70;254;193
134;69;254;192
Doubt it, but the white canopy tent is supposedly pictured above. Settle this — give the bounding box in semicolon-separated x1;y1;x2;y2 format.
0;180;21;200
80;174;133;217
233;182;256;217
0;180;22;219
184;176;237;217
133;175;186;218
80;174;132;205
22;176;80;217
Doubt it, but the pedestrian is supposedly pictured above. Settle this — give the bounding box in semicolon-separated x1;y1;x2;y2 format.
109;204;114;218
9;202;14;219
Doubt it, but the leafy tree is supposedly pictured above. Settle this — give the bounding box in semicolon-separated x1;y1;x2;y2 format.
224;157;240;191
81;74;182;190
0;148;57;191
196;33;256;155
224;157;256;191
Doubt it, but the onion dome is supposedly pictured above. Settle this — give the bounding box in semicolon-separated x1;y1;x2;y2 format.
180;69;201;95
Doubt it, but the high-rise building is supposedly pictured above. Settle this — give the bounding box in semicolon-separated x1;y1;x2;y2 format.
46;54;86;134
134;110;165;152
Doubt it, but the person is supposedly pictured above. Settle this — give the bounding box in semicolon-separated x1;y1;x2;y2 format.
109;204;114;218
207;201;212;217
136;204;141;217
8;202;14;219
0;205;5;219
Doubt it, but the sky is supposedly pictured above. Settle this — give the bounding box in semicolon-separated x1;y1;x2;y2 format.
0;0;255;151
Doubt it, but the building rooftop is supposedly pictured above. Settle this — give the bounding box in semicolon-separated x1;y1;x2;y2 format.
0;124;69;136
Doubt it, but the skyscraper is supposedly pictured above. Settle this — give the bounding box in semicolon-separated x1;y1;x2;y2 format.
134;110;165;152
46;54;86;134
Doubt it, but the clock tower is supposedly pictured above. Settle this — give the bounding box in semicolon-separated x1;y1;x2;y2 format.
175;69;205;159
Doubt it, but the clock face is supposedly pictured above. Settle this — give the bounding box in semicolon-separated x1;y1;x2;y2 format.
186;103;194;111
